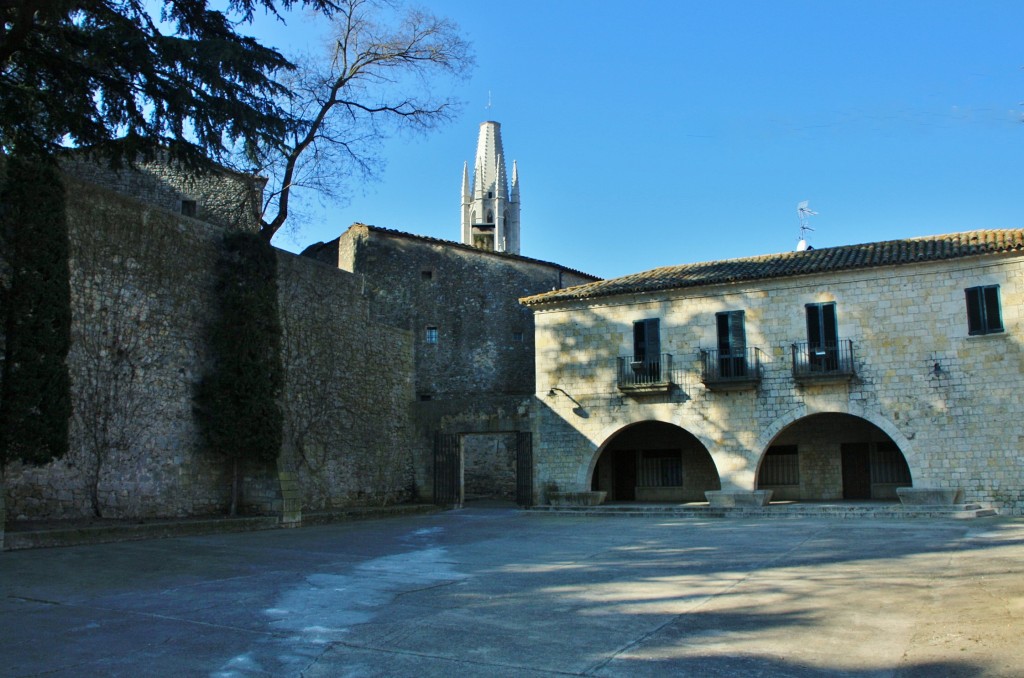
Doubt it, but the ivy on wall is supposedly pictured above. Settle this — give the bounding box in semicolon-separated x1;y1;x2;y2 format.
0;155;72;466
195;231;283;514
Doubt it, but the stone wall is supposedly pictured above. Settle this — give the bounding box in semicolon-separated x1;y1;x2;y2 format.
5;177;224;519
60;153;264;232
529;252;1024;514
305;224;597;504
2;174;415;521
412;395;533;502
308;224;597;398
462;432;518;502
276;253;415;509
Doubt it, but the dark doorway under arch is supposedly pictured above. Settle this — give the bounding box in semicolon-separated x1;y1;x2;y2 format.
757;413;912;501
591;421;721;502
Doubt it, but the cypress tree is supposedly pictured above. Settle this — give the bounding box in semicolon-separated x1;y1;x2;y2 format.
195;231;283;514
0;155;72;465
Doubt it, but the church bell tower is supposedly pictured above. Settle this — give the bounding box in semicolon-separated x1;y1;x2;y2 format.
461;121;520;254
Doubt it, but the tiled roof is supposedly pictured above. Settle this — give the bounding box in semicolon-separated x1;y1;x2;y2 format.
521;229;1024;306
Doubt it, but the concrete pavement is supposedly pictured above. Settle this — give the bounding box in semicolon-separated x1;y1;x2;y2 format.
2;508;1022;677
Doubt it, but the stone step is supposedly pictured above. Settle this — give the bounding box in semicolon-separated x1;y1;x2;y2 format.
531;502;999;520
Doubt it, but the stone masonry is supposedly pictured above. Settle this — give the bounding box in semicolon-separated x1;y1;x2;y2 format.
304;224;597;501
523;237;1024;514
2;170;415;523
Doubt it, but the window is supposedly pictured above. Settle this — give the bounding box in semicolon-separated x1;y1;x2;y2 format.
759;446;799;486
805;302;839;370
869;441;911;484
512;331;524;342
425;326;438;344
716;311;747;377
633;319;660;363
637;450;683;487
421;269;433;281
965;285;1003;335
180;199;197;217
632;318;661;379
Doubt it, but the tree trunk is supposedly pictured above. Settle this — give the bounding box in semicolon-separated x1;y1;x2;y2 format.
229;456;239;516
90;456;103;518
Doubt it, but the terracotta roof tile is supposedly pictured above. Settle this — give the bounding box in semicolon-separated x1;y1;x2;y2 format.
521;229;1024;306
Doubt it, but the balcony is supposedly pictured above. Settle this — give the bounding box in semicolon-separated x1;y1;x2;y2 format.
617;354;676;393
700;347;763;391
791;340;855;383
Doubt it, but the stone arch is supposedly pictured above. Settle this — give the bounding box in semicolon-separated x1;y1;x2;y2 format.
757;402;917;473
586;419;721;502
755;407;915;502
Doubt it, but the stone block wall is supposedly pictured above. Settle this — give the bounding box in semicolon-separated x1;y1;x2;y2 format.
2;174;415;521
60;153;265;232
462;432;518;502
276;253;415;509
412;395;533;502
529;253;1024;513
5;177;225;519
311;225;597;399
305;225;597;505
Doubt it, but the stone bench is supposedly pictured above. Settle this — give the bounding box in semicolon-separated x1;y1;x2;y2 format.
897;487;962;505
548;491;607;507
705;490;774;507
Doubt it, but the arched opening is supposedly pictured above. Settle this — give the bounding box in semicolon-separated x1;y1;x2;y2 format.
756;413;912;502
591;421;720;502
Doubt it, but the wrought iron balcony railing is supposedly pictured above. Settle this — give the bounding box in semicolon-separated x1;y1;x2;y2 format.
791;340;855;381
700;347;762;389
617;353;676;392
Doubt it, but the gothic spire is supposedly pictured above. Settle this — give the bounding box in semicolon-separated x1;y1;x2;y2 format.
461;121;520;254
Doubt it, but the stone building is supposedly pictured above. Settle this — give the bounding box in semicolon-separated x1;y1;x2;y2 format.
4;120;590;533
8;119;1022;539
303;223;596;504
521;230;1024;514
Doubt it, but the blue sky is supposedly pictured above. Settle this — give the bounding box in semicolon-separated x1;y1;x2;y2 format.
259;1;1023;279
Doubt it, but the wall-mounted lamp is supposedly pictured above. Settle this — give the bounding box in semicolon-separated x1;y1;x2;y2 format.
546;387;588;418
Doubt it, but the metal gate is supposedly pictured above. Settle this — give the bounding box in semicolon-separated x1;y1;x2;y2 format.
516;432;533;507
433;433;461;507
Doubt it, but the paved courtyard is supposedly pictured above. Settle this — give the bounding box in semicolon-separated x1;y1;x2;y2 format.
2;508;1023;677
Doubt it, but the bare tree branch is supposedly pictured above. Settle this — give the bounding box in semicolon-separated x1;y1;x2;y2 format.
232;0;472;242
